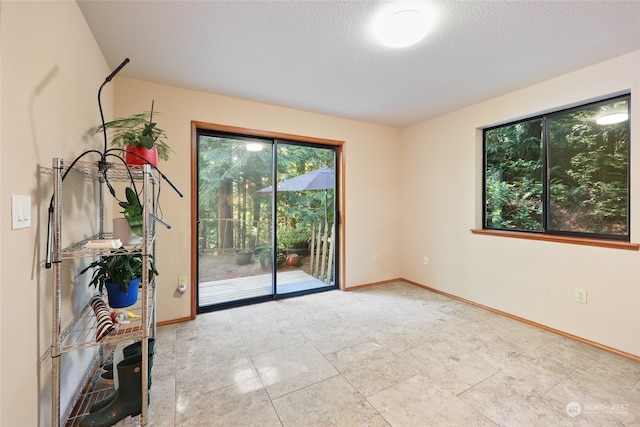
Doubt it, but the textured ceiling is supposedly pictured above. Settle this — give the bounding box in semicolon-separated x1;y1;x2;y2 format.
78;1;640;128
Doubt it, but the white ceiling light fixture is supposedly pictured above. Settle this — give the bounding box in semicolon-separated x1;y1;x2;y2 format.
595;112;629;125
372;1;432;48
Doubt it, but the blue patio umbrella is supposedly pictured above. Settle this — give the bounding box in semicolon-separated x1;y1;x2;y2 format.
257;165;334;192
258;165;334;222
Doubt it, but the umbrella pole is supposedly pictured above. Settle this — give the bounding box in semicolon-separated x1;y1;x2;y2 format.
324;190;327;225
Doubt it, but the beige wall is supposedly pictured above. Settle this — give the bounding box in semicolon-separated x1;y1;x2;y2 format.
1;3;402;423
400;50;640;356
113;78;404;322
0;1;111;425
2;1;640;426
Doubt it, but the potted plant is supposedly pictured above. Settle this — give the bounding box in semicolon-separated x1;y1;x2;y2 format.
80;248;158;308
256;246;286;270
118;186;144;238
256;246;271;270
234;248;253;265
278;227;311;256
93;104;173;167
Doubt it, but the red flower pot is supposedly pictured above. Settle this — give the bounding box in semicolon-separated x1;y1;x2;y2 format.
286;254;300;267
125;145;158;167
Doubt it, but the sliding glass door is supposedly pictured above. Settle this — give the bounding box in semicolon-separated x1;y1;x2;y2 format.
274;142;336;296
196;130;337;311
197;134;274;308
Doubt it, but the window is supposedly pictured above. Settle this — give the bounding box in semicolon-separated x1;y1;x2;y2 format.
484;95;630;241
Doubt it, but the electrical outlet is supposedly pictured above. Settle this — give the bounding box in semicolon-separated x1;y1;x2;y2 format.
575;288;587;304
423;256;428;265
373;253;378;263
178;276;188;294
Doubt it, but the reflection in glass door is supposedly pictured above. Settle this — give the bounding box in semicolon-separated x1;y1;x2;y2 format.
197;133;274;309
196;131;337;311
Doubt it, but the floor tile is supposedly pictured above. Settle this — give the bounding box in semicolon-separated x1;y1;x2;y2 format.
176;352;258;395
233;319;308;356
358;314;439;354
175;377;281;426
272;375;389;427
400;333;502;395
459;371;571;425
297;317;370;354
546;367;640;424
252;341;338;399
326;340;420;397
367;374;497;426
138;281;640;426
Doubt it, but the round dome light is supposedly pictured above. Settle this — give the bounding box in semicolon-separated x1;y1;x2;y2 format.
373;3;431;48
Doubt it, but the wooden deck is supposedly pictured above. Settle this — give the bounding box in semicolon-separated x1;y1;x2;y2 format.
199;270;329;306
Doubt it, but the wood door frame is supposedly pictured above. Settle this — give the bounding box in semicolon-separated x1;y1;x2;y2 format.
190;121;345;318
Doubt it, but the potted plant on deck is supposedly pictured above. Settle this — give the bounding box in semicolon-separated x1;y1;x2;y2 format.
234;248;253;265
256;246;286;271
278;227;311;256
80;248;158;308
256;247;271;270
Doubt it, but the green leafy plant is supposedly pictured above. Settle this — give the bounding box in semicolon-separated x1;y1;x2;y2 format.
256;246;270;263
255;246;286;269
80;249;158;293
120;187;144;237
278;227;311;250
93;110;173;161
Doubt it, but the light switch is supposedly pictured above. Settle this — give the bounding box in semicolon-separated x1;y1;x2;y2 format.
12;195;31;230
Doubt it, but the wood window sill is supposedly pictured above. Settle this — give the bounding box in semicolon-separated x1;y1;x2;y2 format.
470;229;639;251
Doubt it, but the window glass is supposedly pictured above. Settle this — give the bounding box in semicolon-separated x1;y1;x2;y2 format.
484;95;629;240
548;99;629;236
485;118;543;231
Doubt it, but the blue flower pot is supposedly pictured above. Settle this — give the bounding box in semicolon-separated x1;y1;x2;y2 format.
105;277;140;308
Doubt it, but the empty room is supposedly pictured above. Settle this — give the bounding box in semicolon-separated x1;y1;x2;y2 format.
2;1;640;426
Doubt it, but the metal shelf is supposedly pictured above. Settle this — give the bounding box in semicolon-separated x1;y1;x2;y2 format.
41;159;152;183
58;284;156;354
60;233;156;260
50;157;157;427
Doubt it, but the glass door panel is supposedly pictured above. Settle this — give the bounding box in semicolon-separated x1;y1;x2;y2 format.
275;143;336;296
197;133;273;308
196;131;339;311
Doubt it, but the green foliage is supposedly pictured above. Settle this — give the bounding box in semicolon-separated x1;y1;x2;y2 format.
485;97;629;236
119;187;143;237
485;118;543;231
486;173;542;230
197;135;334;251
80;249;158;293
256;246;271;263
548;102;628;234
278;226;311;249
93;111;173;161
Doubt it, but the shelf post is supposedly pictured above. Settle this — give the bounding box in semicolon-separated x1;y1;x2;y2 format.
140;163;150;425
51;158;63;427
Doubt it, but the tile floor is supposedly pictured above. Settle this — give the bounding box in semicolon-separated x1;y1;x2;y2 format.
122;281;640;426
